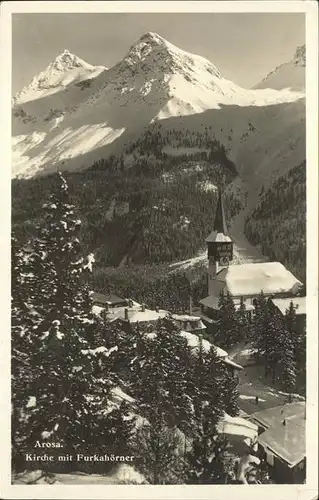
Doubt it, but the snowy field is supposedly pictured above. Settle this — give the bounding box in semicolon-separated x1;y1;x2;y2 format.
228;343;305;416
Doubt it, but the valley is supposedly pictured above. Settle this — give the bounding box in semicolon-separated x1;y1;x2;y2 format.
11;32;306;294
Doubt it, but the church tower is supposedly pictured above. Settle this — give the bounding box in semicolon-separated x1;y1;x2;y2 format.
205;188;233;295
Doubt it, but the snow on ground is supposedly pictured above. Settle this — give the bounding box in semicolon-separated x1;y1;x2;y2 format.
180;330;214;354
111;386;135;404
169;250;207;272
197;180;218;192
13;124;125;179
14;466;147;485
228;342;305;415
12;33;304;179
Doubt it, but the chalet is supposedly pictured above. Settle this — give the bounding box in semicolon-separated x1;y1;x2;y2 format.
100;302;168;330
249;402;306;483
269;296;306;333
91;292;128;309
199;189;303;323
217;413;258;456
171;313;206;334
177;330;243;376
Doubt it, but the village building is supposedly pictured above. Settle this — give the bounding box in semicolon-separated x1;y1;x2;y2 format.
97;301;169;329
91;292;129;310
216;413;258;458
248;402;306;483
178;329;243;374
199;189;303;323
269;296;306;333
171;313;206;334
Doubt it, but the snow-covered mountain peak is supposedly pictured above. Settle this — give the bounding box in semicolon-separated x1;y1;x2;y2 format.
254;44;306;91
13;51;106;104
12;33;305;179
122;31;222;80
49;49;94;72
293;44;306;67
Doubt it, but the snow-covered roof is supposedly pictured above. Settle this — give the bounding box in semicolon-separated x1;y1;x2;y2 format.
179;331;228;358
270;297;306;316
172;314;201;322
222;357;244;370
126;308;168;323
250;402;305;430
92;304;105;315
217;413;258;441
172;314;206;331
223;262;302;296
199;294;222;310
257;414;305;467
106;306;168;324
146;329;228;359
91;292;127;305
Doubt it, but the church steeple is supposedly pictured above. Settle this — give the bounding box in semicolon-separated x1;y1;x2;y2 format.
213;188;228;235
205;188;233;294
205;188;231;244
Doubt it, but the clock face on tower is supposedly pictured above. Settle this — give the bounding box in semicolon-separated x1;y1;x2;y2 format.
219;255;230;266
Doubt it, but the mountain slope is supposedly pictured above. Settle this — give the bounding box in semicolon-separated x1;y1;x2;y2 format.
12;32;304;179
254;45;305;91
244;160;306;282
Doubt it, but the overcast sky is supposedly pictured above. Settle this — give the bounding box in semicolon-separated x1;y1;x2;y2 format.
12;13;305;93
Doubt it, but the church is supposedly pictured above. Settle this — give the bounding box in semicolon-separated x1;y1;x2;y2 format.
199;190;303;322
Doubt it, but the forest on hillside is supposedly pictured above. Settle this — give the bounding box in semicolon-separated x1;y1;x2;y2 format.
244;161;306;282
12;127;242;268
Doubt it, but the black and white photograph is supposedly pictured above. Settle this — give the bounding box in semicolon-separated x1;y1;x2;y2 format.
1;1;318;497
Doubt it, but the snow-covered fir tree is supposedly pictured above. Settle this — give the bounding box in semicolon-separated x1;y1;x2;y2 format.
11;173;134;473
216;291;240;348
285;301;306;394
130;318;194;483
186;340;236;484
237;296;250;343
251;291;269;365
132;317;193;430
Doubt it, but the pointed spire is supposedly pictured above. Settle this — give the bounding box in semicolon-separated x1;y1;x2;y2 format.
213;188;228;235
205;188;232;243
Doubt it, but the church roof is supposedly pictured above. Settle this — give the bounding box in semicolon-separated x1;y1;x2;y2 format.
224;262;302;296
200;262;303;309
205;189;231;243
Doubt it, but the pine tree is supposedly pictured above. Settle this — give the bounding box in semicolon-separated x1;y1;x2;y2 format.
252;292;269;367
186;343;238;484
11;173;134;473
287;301;306;394
217;291;240;349
237;296;250;343
11;233;40;470
131;318;194;482
134;420;184;484
134;317;193;430
187;431;231;484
